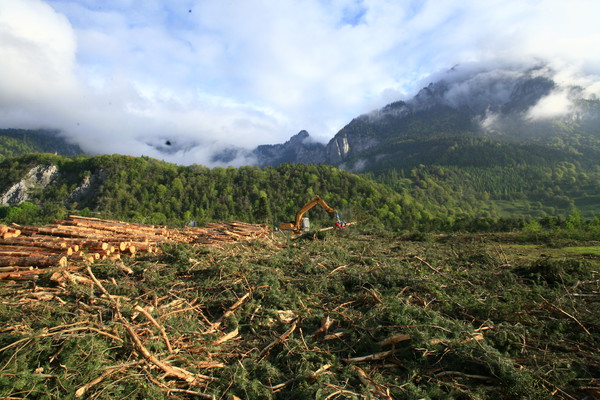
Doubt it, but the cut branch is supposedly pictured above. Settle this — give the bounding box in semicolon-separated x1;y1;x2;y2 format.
345;350;396;363
86;267;213;384
207;291;252;332
213;328;239;345
258;321;297;360
134;305;174;353
75;361;141;397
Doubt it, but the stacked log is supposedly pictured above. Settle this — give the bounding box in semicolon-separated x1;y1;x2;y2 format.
184;221;271;245
0;216;271;280
1;224;22;239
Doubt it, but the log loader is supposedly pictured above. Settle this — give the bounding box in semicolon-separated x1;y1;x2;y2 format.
279;195;346;234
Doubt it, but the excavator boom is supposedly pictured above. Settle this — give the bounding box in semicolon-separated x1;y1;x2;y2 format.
280;195;343;234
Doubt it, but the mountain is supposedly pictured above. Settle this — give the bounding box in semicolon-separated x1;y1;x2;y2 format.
244;65;600;220
253;65;600;172
252;130;326;167
0;129;84;159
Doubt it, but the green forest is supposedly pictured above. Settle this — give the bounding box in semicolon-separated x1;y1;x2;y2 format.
0;153;599;234
0;154;415;229
0;129;83;160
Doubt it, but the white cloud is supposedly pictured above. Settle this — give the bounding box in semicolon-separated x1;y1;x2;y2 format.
1;0;600;166
527;90;574;120
0;0;78;105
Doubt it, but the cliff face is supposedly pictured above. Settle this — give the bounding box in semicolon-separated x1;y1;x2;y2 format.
325;132;380;165
0;163;108;208
0;165;59;206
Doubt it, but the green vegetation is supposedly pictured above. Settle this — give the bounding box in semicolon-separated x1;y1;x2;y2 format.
0;129;83;159
333;97;600;222
371;160;600;220
1;77;598;397
0;122;598;398
1;153;599;233
0;154;425;230
338;98;600;175
1;229;598;399
563;246;600;255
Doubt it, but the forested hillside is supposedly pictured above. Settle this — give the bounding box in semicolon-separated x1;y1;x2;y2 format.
1;153;598;232
0;129;83;159
2;68;599;229
0;154;429;230
339;101;600;221
371;161;600;222
323;72;600;172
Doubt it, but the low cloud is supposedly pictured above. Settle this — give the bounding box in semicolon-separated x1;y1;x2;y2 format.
526;89;574;120
441;66;525;113
418;62;600;124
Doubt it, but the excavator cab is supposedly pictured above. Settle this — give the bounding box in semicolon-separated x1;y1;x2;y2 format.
280;195;346;234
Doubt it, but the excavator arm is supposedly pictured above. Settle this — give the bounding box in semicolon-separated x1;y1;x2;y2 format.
280;195;344;234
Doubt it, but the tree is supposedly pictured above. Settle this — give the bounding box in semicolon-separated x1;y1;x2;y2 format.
565;207;583;230
254;190;272;223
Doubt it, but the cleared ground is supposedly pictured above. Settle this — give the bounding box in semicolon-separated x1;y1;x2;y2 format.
1;228;598;399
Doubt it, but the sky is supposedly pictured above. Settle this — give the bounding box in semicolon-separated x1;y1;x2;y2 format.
1;0;600;166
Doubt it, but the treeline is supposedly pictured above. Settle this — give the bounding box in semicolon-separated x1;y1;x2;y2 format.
1;154;598;233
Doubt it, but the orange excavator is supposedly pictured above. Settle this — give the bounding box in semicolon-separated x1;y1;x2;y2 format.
279;195;346;234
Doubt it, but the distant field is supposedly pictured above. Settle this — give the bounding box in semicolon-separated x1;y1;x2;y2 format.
563;246;600;255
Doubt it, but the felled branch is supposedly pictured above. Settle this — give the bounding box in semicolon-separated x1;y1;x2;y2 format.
207;291;252;333
134;305;174;353
213;328;239;345
258;321;297;360
345;350;396;363
353;366;393;400
75;361;142;398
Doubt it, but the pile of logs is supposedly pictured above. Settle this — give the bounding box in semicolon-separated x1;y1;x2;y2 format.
0;216;270;280
183;221;274;245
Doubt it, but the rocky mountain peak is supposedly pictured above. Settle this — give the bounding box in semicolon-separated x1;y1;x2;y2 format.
289;130;310;143
412;81;450;109
253;130;326;167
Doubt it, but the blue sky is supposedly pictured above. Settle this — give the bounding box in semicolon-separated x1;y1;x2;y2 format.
1;0;600;166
